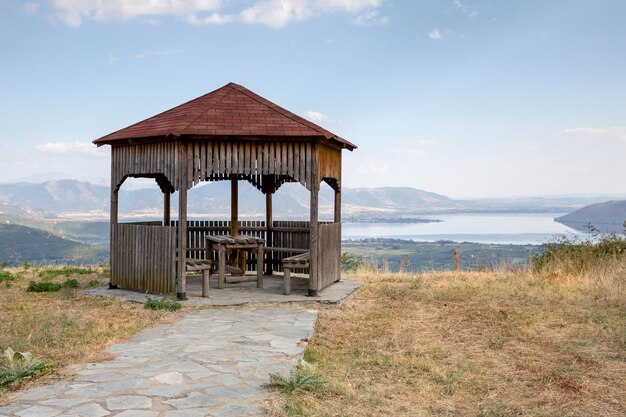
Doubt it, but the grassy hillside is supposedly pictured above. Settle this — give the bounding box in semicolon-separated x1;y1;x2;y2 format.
0;224;107;265
0;214;109;245
268;238;626;416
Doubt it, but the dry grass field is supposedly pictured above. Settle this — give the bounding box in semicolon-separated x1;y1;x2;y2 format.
0;265;178;404
268;265;626;416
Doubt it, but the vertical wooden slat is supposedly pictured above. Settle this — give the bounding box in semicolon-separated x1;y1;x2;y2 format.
244;142;251;175
200;142;206;181
238;141;245;174
309;141;319;295
299;143;306;187
281;142;288;175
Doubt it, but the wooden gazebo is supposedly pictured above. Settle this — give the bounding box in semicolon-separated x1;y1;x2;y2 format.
94;83;356;300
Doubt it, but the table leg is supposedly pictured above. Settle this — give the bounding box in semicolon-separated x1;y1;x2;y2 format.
202;270;210;297
284;266;291;295
218;245;225;289
257;243;264;288
239;249;246;274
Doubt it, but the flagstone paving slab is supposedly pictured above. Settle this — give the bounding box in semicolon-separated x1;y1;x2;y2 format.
84;276;360;307
3;307;317;417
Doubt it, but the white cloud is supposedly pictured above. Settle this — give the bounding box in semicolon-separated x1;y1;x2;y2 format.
47;0;385;28
562;126;626;142
108;54;119;64
23;2;40;14
453;0;478;18
304;111;330;122
186;12;233;25
37;141;106;157
135;49;187;59
50;0;222;27
428;28;443;40
352;9;388;26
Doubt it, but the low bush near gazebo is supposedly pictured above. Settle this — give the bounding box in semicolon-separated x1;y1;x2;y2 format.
0;348;50;390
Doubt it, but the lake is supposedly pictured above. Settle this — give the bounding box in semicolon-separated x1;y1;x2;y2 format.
342;212;588;245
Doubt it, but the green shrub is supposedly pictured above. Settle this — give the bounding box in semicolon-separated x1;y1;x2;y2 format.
265;364;328;394
145;297;181;311
86;279;101;288
38;267;95;280
341;252;365;272
26;281;62;292
62;278;80;288
22;261;30;270
100;265;111;278
0;270;16;283
532;233;626;272
0;348;50;389
1;261;9;269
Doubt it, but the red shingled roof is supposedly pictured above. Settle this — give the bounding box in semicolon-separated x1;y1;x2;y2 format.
93;82;355;150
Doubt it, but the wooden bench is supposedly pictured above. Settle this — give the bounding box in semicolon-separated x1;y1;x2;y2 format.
282;252;310;295
185;259;213;297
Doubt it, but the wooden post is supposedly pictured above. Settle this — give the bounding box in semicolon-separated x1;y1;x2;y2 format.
202;269;210;297
264;176;274;275
109;183;119;290
230;174;241;271
309;141;319;297
177;142;188;300
334;186;341;223
256;241;264;288
230;174;239;237
218;244;226;289
334;185;341;282
163;190;170;226
284;266;291;295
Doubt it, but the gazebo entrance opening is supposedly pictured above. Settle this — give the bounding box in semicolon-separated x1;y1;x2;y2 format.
96;83;355;300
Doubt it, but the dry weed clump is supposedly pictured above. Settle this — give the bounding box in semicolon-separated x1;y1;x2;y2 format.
269;266;626;416
0;265;178;403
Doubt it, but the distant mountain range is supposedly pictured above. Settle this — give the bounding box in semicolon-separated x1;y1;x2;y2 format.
555;200;626;233
0;180;620;221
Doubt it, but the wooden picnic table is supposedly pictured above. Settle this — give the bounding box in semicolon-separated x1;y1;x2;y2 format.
205;235;265;289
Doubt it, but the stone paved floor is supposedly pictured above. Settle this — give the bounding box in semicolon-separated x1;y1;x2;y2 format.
0;307;317;417
85;275;361;307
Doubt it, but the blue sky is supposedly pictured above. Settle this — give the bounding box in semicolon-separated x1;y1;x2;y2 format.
1;0;625;198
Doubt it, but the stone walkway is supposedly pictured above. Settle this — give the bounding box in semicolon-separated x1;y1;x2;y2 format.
0;307;317;417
